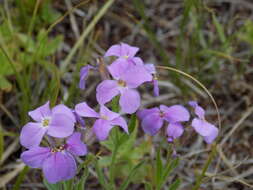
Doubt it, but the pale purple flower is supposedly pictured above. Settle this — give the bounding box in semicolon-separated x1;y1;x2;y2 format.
145;63;159;97
75;102;128;141
79;65;95;90
189;101;218;144
96;59;152;113
20;101;75;149
137;105;190;141
104;43;139;60
21;132;87;184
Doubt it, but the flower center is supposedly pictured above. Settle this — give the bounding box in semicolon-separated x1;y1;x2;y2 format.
51;145;66;153
42;118;50;127
101;115;109;120
118;79;126;87
123;55;129;59
159;111;165;118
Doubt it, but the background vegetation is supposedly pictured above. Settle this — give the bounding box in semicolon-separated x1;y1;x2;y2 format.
0;0;253;189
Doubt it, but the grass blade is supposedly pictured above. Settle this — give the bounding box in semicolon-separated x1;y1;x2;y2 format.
168;179;181;190
119;161;145;190
61;0;115;72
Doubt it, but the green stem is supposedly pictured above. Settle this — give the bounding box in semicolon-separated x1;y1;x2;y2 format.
192;144;217;190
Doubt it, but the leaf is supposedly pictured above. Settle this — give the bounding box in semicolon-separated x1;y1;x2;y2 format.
168;179;181;190
43;179;62;190
144;182;153;190
0;125;3;163
162;158;180;184
0;75;12;91
13;166;29;190
94;160;111;190
119;161;145;190
75;167;89;190
155;148;163;189
212;14;226;43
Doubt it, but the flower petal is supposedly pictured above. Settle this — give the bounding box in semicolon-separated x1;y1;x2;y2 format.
43;152;77;184
153;79;159;97
28;101;51;122
166;123;184;142
189;101;205;119
145;63;156;74
66;132;88;156
131;57;144;66
75;102;99;118
137;107;160;120
21;147;50;168
110;116;129;134
108;59;130;79
192;118;218;144
99;105;119;121
121;64;152;88
79;65;93;89
96;80;120;105
52;104;76;122
119;89;140;114
160;105;190;123
203;127;218;144
92;119;113;141
104;44;121;57
20;122;47;149
141;113;163;136
120;43;139;58
47;114;74;138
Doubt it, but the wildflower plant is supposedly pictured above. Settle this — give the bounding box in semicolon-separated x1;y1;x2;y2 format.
20;43;219;189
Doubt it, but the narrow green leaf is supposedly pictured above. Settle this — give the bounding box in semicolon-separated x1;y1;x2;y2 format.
128;114;137;134
13;166;29;190
63;179;73;190
168;179;181;190
144;182;153;190
75;167;89;190
119;161;145;190
155;148;163;189
212;14;226;43
0;125;3;163
162;158;179;181
43;179;62;190
95;160;110;190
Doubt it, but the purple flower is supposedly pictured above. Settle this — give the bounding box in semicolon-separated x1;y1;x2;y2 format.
189;101;218;144
20;101;75;149
79;65;95;90
145;63;159;97
21;132;87;184
75;102;128;141
96;60;152;113
104;43;139;61
137;105;190;141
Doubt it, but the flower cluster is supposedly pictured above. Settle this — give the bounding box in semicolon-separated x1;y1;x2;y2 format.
20;42;218;184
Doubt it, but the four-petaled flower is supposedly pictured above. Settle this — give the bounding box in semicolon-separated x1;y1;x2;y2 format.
96;59;152;114
189;101;218;144
20;101;76;149
21;132;87;184
137;105;190;141
75;102;128;141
